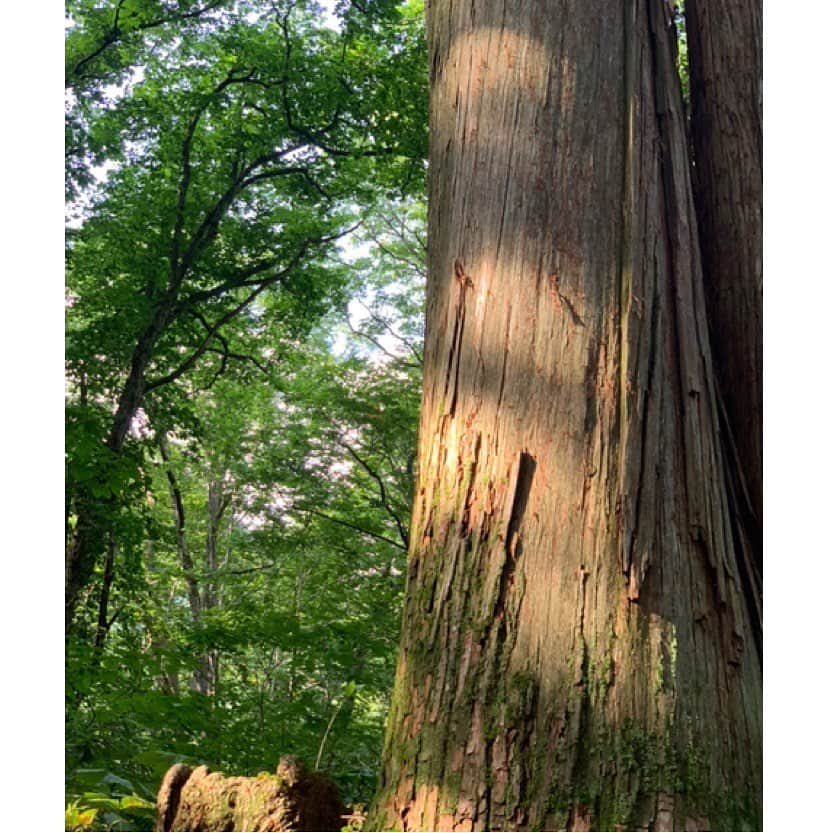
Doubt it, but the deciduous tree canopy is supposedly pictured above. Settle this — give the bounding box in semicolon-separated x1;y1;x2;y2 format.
66;2;427;827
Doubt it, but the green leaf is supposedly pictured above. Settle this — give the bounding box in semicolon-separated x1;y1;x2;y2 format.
80;792;122;811
120;794;156;810
102;772;137;792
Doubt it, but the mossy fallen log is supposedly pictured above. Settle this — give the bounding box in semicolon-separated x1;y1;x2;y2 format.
156;756;347;831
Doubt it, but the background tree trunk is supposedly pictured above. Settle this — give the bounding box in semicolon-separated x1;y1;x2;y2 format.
198;476;230;696
92;530;117;657
368;1;762;830
158;436;229;697
66;308;174;634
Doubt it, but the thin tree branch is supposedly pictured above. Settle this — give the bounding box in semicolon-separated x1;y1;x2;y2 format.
179;143;306;272
300;507;407;551
276;10;393;159
177;256;289;312
336;436;410;548
355;299;424;366
188;310;272;388
106;605;124;630
157;431;203;620
176;219;358;317
69;0;227;85
239;165;332;200
345;315;422;369
376;210;428;256
145;281;270;392
204;346;270;374
170;70;275;286
220;561;280;576
369;237;426;276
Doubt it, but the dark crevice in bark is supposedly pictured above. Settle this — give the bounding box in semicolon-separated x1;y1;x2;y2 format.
716;401;763;665
625;252;662;597
489;452;535;638
504;454;535;557
459;432;483;537
444;261;471;417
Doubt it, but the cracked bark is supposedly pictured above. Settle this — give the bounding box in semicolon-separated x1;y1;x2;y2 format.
368;1;761;830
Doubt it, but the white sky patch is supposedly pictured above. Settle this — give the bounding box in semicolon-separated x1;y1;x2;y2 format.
244;1;340;28
316;0;342;31
337;231;373;264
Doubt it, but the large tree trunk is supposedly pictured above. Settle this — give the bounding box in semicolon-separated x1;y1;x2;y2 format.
368;1;762;830
686;0;763;564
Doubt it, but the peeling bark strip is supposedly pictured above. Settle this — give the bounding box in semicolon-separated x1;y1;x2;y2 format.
368;1;761;830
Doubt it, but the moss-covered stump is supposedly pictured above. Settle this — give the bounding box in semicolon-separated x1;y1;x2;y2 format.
156;756;348;832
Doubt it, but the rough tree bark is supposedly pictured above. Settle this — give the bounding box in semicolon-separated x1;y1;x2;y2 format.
686;0;763;567
368;1;762;830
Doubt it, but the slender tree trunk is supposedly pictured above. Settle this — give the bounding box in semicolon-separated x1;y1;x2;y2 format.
158;436;229;696
92;530;117;657
205;478;226;612
66;303;175;634
159;433;203;618
195;476;230;697
368;1;761;830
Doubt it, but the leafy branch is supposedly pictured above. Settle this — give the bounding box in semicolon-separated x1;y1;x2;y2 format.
67;0;229;87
